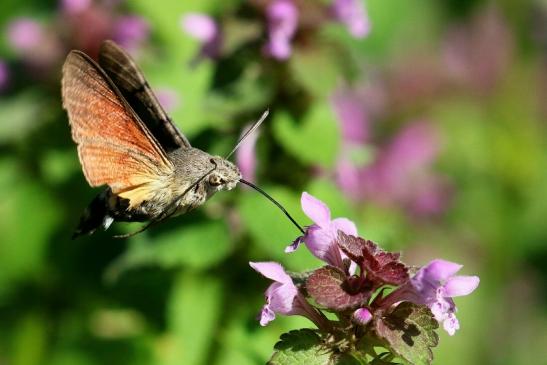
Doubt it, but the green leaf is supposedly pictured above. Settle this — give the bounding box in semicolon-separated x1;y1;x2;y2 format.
0;92;46;143
106;220;233;279
0;163;62;297
11;313;47;365
374;302;439;365
269;329;364;365
131;0;215;138
273;105;340;168
164;271;223;365
269;329;331;365
290;45;341;98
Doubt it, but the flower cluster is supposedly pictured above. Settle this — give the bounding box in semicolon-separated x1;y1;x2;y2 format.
181;0;370;61
5;0;149;77
251;192;479;364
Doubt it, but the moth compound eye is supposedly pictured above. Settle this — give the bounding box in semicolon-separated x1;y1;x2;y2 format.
209;174;222;186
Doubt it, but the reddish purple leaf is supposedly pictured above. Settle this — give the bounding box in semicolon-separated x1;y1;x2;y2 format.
337;231;364;263
336;232;409;286
306;266;368;311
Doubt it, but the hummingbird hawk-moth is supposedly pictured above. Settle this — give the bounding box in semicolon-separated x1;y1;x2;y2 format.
62;40;300;239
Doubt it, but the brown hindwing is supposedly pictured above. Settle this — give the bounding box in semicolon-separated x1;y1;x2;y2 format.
61;50;174;206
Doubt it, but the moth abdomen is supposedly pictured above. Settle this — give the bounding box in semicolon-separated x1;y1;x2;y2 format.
72;189;112;239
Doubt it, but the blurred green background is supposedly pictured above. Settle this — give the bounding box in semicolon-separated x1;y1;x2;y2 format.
0;0;546;364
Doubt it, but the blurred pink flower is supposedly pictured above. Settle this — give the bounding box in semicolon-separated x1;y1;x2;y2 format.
332;86;370;145
113;16;150;51
286;192;357;271
331;0;371;38
249;261;328;328
333;91;450;216
361;122;446;212
155;88;180;113
60;0;91;14
6;17;63;72
236;123;259;183
442;6;512;93
181;13;221;59
7;18;44;52
181;14;217;42
264;0;299;60
0;60;9;91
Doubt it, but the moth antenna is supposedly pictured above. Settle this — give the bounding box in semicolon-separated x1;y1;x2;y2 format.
114;164;218;239
225;109;269;160
239;179;305;235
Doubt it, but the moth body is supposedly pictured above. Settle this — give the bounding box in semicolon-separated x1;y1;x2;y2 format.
72;147;241;238
63;40;242;238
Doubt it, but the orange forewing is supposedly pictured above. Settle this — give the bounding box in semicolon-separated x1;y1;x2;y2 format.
61;51;173;206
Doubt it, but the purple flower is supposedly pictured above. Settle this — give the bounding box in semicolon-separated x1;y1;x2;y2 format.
335;119;449;215
249;261;328;329
0;60;9;91
380;259;479;335
331;0;371;38
410;259;479;335
7;18;44;52
180;13;221;59
286;193;357;270
264;0;299;60
60;0;91;14
236;124;259;183
113;16;150;51
353;307;372;325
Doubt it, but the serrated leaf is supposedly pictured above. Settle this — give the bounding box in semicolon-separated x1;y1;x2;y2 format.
374;302;439;365
336;231;364;263
306;266;367;311
269;329;331;365
338;232;409;286
334;353;363;364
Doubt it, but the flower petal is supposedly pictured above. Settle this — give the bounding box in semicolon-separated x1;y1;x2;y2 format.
331;217;358;236
301;192;331;227
422;259;463;282
444;275;479;297
304;225;335;261
249;261;291;283
331;0;371;38
353;307;372;325
267;282;298;314
285;236;303;253
442;313;460;336
259;305;276;326
180;13;218;42
265;0;298;60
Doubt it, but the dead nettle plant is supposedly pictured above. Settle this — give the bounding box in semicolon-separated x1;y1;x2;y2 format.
250;192;479;365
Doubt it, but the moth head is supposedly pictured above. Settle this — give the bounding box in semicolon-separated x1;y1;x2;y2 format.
207;157;241;192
